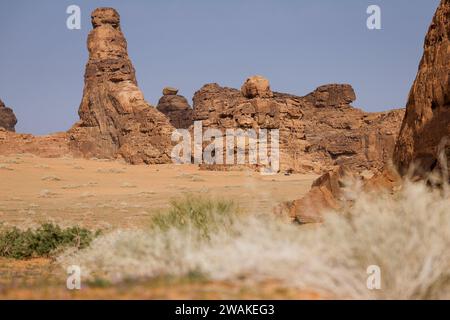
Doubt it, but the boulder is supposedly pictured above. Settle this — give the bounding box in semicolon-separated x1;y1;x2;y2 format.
162;87;179;96
157;91;193;129
241;75;274;99
0;99;17;132
289;165;350;223
288;165;402;224
307;84;356;108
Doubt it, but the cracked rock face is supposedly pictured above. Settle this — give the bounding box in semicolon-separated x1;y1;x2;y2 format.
192;78;404;173
394;0;450;178
68;7;175;164
0;99;17;132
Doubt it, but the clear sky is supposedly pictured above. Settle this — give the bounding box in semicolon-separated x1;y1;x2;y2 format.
0;0;440;135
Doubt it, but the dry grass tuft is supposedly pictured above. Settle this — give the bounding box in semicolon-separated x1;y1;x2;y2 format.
59;180;450;299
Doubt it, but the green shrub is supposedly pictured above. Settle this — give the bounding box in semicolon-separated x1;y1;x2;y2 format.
0;223;98;259
150;196;239;239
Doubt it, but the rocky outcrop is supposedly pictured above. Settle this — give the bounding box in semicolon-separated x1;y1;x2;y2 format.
287;164;402;224
156;87;193;129
0;99;17;132
288;166;351;223
0;129;70;158
193;77;404;173
68;8;175;164
306;84;356;108
394;0;450;179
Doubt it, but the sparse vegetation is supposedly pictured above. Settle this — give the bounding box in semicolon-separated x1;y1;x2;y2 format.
150;196;240;239
0;223;98;259
60;181;450;299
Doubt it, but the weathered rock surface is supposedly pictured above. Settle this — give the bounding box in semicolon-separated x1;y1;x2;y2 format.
0;99;17;132
241;75;274;99
162;87;179;96
288;165;351;223
0;129;70;158
68;8;175;164
289;0;449;224
394;0;450;179
156;88;193;129
193;77;404;173
287;164;402;224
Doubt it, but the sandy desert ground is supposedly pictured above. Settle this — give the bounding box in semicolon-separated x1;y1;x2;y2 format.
0;153;317;299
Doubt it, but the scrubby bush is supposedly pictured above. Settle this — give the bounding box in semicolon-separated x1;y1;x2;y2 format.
0;223;97;259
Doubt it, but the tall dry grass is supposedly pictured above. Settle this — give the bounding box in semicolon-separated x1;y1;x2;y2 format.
59;180;450;299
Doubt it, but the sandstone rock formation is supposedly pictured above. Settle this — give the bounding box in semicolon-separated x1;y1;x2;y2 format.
0;99;17;132
287;1;449;224
68;8;175;164
287;164;402;224
193;77;404;173
394;0;450;179
0;129;70;158
288;165;350;223
156;87;193;129
241;75;274;99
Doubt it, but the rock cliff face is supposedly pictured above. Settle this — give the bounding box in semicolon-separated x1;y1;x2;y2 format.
156;87;193;129
68;8;175;164
394;0;450;178
0;99;17;132
192;77;404;173
289;0;450;224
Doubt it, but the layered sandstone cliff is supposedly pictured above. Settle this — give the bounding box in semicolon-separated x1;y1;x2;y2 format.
68;8;175;164
193;77;404;173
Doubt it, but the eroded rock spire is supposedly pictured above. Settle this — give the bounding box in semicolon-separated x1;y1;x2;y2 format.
69;7;175;164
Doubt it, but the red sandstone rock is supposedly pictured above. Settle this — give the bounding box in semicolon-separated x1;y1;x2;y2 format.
241;75;274;99
192;79;404;174
0;129;70;158
156;88;193;129
289;165;351;223
68;8;175;164
394;0;450;180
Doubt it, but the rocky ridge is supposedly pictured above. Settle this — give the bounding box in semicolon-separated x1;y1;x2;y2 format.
193;77;404;174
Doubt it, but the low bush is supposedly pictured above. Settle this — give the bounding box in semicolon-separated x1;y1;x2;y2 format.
0;223;98;259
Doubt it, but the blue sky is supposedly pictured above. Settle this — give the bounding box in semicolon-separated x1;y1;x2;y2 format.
0;0;440;135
